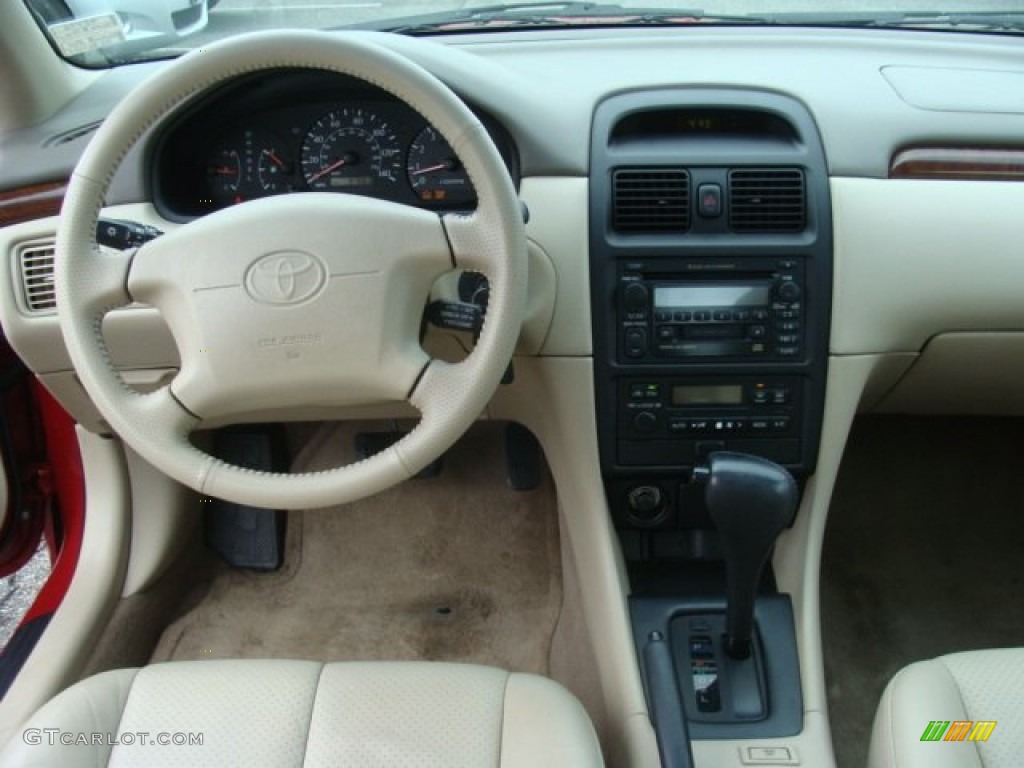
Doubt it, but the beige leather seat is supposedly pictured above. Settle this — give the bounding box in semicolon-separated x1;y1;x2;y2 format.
867;649;1024;768
0;660;603;767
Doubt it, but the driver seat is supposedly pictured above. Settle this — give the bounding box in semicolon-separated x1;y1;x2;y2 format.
0;659;603;767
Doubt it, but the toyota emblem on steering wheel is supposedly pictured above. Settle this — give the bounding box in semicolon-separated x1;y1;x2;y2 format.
244;251;327;305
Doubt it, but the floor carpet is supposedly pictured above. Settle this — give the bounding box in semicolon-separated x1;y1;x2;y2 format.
822;416;1024;768
152;422;562;674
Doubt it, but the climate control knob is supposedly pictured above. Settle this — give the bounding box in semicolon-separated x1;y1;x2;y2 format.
632;411;658;434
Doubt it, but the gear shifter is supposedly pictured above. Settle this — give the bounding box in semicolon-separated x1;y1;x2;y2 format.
693;452;798;659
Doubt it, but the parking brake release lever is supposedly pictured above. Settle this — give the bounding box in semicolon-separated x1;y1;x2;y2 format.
693;452;798;659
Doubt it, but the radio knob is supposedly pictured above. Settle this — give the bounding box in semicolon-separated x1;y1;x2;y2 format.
632;411;658;434
777;281;802;302
622;282;650;313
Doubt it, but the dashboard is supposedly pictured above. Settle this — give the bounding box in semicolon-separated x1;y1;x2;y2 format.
151;70;519;219
3;23;1024;768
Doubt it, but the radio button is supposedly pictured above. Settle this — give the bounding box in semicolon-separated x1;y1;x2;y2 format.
777;281;802;302
713;310;731;322
693;311;711;322
624;328;648;358
674;311;691;322
655;310;671;322
752;309;770;321
733;310;751;322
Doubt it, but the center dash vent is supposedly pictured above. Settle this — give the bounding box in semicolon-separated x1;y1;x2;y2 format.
728;168;806;233
612;169;690;233
16;240;56;314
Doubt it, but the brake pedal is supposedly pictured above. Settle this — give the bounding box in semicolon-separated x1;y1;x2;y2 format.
205;426;287;571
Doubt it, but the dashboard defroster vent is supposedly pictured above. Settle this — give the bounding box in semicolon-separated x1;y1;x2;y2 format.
43;120;102;148
728;168;805;232
15;240;56;314
612;168;690;233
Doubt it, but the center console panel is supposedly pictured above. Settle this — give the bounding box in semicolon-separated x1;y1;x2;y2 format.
589;89;832;534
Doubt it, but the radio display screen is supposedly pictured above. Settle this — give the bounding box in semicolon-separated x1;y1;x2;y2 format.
654;282;771;308
672;385;744;405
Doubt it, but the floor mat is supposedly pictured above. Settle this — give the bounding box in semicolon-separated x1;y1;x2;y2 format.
822;416;1024;768
152;422;562;674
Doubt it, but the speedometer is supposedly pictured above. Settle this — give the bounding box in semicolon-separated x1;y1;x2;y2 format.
300;107;402;191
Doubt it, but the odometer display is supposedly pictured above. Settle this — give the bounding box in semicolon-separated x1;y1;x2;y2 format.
300;107;402;191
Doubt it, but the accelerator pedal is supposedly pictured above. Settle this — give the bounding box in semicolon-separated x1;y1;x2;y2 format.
205;426;287;571
355;431;443;479
505;423;542;491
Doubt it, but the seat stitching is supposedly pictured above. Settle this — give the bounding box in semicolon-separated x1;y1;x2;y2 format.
104;668;142;768
937;657;984;766
298;662;328;768
497;672;511;768
884;666;906;766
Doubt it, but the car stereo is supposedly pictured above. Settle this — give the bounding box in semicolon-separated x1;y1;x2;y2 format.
618;257;804;362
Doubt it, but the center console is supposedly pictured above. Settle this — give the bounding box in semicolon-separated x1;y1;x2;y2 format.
590;89;832;539
589;88;833;760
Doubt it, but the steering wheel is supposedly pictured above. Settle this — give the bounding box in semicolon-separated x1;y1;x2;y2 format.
56;31;527;509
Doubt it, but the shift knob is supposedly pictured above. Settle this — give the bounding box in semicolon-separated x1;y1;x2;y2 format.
694;452;798;659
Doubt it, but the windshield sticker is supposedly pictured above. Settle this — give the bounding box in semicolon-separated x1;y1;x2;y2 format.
48;14;126;58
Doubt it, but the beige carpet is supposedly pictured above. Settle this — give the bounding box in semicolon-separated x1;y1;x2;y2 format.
152;422;562;674
822;416;1024;768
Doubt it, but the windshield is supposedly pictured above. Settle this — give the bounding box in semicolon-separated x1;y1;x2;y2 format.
23;0;1024;67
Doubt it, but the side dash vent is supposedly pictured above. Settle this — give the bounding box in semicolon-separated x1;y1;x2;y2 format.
16;240;56;314
612;168;691;233
728;168;806;233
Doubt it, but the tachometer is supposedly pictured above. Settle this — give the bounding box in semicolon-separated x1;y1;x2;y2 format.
406;126;475;206
301;107;402;191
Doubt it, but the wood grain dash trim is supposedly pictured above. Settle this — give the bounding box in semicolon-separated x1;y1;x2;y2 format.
891;147;1024;181
0;181;67;228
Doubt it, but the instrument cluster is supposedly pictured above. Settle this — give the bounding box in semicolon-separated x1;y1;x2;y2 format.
152;71;518;219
